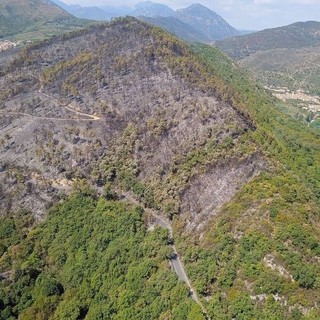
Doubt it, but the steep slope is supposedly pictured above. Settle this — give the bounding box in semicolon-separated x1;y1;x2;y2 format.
0;17;320;319
177;45;320;319
175;4;239;41
0;0;90;41
0;17;255;221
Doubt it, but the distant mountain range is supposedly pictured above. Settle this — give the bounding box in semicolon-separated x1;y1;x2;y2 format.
216;21;320;95
216;21;320;60
174;4;239;41
132;1;174;17
51;0;240;42
52;0;114;20
140;16;210;42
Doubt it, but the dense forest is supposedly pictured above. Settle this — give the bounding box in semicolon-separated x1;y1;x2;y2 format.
0;186;205;319
0;17;320;319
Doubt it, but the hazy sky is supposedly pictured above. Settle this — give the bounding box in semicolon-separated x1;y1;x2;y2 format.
63;0;320;30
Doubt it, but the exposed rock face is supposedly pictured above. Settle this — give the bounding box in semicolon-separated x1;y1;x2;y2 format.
181;155;266;231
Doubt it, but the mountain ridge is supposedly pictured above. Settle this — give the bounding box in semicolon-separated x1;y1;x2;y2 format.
0;0;91;41
174;3;240;41
133;1;174;17
140;16;211;42
52;0;114;20
216;20;320;59
216;20;320;101
50;0;240;42
0;16;320;320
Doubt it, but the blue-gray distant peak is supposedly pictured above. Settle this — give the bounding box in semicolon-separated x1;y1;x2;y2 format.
51;0;112;20
175;3;239;41
179;3;217;15
133;1;174;17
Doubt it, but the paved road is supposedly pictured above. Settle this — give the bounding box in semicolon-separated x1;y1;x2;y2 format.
170;255;189;283
122;192;210;319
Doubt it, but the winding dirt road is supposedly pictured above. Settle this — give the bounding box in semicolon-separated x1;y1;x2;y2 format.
0;91;102;122
0;111;99;121
39;92;102;121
